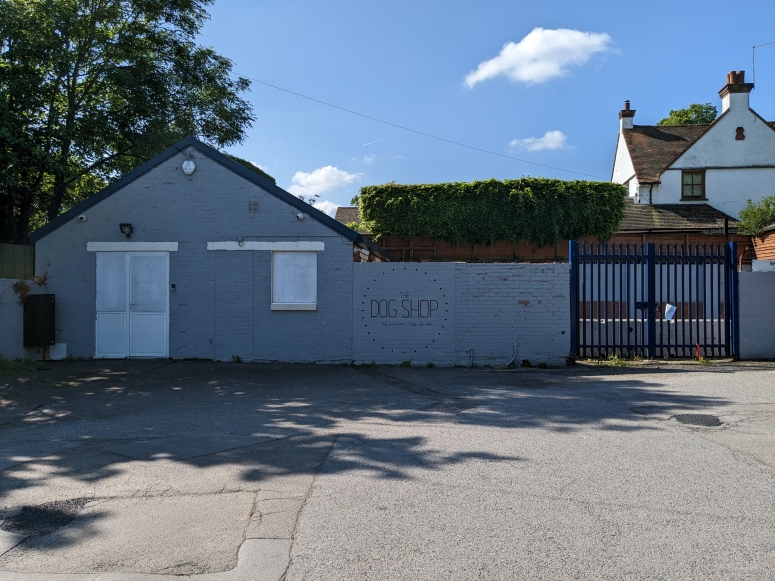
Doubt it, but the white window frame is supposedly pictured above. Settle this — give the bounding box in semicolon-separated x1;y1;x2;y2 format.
271;251;318;311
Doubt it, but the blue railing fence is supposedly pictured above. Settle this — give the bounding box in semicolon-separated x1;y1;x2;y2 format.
569;241;739;358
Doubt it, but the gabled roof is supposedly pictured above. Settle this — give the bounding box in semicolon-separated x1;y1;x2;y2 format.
619;199;738;233
334;206;371;234
30;137;392;260
334;206;360;224
622;124;710;184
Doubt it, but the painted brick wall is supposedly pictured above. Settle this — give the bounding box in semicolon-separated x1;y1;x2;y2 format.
455;263;570;366
739;272;775;359
353;263;570;366
353;264;456;365
34;147;353;361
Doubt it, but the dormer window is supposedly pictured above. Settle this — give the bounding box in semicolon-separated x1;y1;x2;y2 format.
682;170;705;200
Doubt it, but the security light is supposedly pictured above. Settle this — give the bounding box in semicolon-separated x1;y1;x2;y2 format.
119;223;134;238
182;160;196;175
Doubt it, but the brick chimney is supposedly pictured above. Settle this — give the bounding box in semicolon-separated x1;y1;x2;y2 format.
719;70;754;113
619;100;635;130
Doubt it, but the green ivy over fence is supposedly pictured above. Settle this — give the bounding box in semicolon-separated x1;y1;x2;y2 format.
358;178;627;246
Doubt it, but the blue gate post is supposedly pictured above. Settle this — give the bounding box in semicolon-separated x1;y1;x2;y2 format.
729;241;739;358
647;243;657;359
569;241;579;356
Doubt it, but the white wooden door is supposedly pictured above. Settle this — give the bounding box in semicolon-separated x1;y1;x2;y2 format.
129;253;168;357
95;252;169;358
96;252;128;357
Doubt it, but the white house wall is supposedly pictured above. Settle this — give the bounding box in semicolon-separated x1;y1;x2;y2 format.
612;132;636;188
653;167;775;217
674;107;775;169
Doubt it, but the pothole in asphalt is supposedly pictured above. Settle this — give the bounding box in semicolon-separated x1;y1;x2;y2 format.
674;414;722;427
0;498;89;537
422;401;480;413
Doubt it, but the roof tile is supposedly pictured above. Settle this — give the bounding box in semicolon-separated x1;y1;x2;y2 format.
623;125;708;183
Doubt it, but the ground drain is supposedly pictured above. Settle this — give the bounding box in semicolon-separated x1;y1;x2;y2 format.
1;498;89;537
422;401;479;413
674;414;722;427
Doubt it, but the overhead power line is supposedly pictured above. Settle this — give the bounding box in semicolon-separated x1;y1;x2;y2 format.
234;72;608;180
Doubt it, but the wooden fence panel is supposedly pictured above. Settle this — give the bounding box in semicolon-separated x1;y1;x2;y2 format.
0;243;34;279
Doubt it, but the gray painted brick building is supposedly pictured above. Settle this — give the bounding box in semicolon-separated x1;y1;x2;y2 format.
30;137;383;363
27;136;572;366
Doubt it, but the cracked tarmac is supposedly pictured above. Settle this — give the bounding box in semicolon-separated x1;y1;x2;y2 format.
1;360;775;579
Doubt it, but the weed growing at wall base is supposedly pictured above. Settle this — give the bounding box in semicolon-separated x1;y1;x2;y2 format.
0;356;52;375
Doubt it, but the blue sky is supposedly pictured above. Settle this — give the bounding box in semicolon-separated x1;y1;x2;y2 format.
199;0;775;215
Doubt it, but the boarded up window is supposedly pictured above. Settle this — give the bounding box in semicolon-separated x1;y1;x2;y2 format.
272;252;317;305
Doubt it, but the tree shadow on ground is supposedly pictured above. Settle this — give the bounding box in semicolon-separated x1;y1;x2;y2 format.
0;360;747;548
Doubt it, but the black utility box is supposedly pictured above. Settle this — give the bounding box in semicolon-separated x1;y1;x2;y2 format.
23;294;55;348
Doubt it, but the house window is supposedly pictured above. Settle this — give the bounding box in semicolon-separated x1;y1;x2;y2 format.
682;170;705;199
271;251;317;310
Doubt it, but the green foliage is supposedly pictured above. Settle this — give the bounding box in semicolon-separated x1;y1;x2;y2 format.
0;0;255;243
346;221;363;231
400;360;412;367
225;154;275;184
358;179;627;246
738;196;775;236
607;354;628;367
231;355;242;363
350;194;361;205
0;356;51;375
11;280;31;306
657;103;717;126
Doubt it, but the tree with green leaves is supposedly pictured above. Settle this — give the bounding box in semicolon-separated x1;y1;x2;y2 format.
738;196;775;236
657;103;717;126
0;0;255;243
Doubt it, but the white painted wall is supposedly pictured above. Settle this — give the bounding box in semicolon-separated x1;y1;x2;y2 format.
674;108;775;169
651;167;775;217
621;92;775;215
611;132;636;188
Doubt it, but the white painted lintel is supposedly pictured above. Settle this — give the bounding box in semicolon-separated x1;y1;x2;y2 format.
271;303;317;311
208;241;325;251
87;242;178;252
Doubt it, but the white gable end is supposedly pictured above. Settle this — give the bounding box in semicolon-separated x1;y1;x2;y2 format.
612;132;636;183
672;109;775;169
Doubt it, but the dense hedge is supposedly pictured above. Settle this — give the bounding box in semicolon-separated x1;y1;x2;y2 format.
358;178;627;246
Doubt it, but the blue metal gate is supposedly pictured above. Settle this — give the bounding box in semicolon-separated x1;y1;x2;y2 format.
569;241;739;358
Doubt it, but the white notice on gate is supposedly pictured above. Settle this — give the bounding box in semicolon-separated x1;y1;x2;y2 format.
664;303;676;321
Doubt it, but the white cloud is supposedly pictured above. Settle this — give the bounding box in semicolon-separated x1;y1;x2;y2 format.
314;200;339;217
510;130;569;151
362;155;376;164
464;27;611;87
287;166;360;197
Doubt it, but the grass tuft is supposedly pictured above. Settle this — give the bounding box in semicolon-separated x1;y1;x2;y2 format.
0;356;52;375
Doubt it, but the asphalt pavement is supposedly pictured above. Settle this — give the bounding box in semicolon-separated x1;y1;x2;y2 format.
0;360;774;580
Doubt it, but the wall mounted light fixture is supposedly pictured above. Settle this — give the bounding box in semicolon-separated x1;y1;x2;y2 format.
182;160;196;175
119;223;134;238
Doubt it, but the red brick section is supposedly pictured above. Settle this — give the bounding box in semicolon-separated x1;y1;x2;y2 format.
752;231;775;260
373;233;753;265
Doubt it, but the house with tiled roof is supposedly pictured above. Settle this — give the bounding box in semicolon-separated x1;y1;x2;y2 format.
612;71;775;221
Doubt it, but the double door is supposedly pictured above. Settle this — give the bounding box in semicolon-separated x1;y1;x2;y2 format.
96;252;169;358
